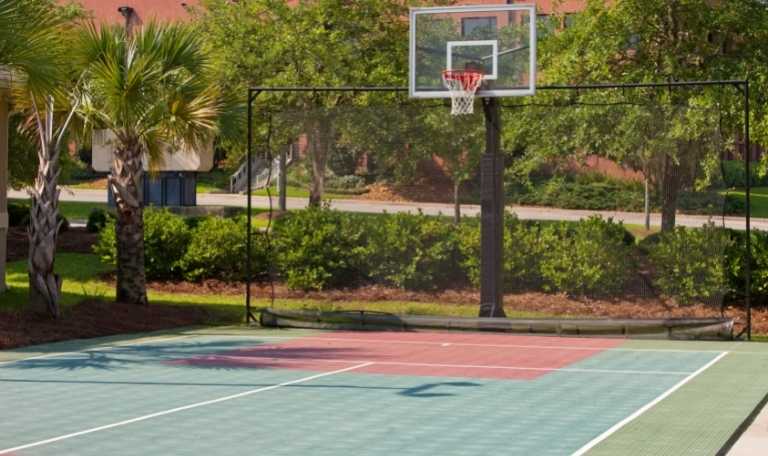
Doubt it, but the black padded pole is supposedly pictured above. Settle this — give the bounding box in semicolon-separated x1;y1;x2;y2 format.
479;97;506;318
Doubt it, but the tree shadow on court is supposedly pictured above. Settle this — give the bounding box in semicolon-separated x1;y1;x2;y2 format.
0;340;369;372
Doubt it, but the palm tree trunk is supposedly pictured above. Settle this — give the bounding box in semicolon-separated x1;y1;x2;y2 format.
109;142;148;305
27;96;74;318
27;135;62;317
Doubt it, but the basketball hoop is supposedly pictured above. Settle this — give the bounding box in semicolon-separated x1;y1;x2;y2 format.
442;69;484;115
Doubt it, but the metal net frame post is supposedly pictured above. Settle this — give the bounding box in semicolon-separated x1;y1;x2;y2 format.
244;80;753;340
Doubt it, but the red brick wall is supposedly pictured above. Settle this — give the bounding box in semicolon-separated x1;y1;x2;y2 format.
61;0;199;25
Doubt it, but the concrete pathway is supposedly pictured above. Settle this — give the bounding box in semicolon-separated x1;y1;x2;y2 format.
9;187;767;231
729;401;768;455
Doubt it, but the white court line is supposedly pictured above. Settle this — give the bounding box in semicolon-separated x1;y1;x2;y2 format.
0;335;191;367
0;361;372;455
571;351;729;456
201;355;694;376
220;334;730;354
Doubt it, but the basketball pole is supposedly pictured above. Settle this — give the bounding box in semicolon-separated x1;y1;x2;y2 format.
479;97;506;318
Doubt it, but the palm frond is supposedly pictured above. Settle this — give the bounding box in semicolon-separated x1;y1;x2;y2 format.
0;0;68;97
78;20;227;167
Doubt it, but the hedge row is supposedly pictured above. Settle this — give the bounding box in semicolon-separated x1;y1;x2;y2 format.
93;209;268;282
93;207;763;304
506;174;744;215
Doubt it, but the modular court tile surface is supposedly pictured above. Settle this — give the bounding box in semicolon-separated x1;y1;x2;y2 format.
1;328;767;455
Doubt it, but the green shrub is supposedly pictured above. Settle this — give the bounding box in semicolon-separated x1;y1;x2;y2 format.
143;209;191;279
93;208;190;279
10;202;69;233
721;160;768;188
363;212;464;290
8;201;30;227
507;175;645;212
180;216;268;282
725;230;768;304
272;207;368;290
86;208;110;233
649;223;732;304
539;216;632;296
92;217;117;265
458;215;544;291
327;175;366;191
677;191;744;216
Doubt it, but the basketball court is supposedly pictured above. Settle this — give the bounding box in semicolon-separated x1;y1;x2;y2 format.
2;3;765;456
1;327;767;455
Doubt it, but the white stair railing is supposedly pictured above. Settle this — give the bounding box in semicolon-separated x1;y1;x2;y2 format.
229;144;296;194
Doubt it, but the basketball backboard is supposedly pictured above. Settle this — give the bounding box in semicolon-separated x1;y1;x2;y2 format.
409;4;536;99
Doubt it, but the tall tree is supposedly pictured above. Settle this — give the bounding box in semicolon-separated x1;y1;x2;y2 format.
77;23;227;305
198;0;426;205
522;0;768;230
1;0;82;315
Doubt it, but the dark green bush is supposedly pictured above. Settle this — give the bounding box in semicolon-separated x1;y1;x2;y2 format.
8;201;29;227
180;216;268;282
363;212;464;290
272;207;368;290
458;215;544;291
143;209;191;279
326;175;367;191
725;230;768;304
539;216;632;295
649;223;732;304
92;218;116;265
86;208;110;233
721;160;768;188
677;191;744;216
9;201;69;232
507;175;645;212
93;208;190;279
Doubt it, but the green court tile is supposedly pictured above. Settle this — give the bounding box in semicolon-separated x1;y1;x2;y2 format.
0;332;765;456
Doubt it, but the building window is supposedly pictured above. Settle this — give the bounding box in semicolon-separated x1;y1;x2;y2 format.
461;17;497;39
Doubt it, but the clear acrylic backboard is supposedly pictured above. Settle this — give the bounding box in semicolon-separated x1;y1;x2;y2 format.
409;4;537;99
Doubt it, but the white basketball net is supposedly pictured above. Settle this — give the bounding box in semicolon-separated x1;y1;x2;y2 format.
442;70;484;115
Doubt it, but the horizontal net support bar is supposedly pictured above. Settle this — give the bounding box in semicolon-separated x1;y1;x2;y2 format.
259;309;734;340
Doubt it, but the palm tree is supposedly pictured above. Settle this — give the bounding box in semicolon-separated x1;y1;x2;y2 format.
0;0;74;316
77;22;225;305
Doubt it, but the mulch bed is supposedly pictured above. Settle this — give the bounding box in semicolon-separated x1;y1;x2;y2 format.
149;279;768;336
7;226;98;262
0;300;217;350
4;227;767;351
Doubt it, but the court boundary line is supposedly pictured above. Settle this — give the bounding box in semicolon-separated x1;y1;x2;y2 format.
0;335;191;366
216;334;735;354
0;362;373;455
192;355;695;376
570;351;729;456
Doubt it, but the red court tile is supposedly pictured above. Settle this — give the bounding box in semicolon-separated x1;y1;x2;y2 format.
171;332;625;380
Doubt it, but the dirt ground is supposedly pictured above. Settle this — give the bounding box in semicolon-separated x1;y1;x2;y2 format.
149;280;767;336
0;300;218;350
7;226;98;262
4;226;766;350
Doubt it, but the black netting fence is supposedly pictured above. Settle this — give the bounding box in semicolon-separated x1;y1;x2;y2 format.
246;83;755;339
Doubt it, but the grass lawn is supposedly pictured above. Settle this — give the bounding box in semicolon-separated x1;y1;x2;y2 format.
10;199;110;222
0;253;550;323
725;186;768;218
